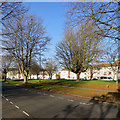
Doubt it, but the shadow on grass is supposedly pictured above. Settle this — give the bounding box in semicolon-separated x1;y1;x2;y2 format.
89;91;120;103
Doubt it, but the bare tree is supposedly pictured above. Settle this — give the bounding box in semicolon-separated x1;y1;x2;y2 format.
29;60;42;79
1;1;27;24
44;59;58;79
67;2;120;41
3;14;50;83
89;65;101;80
56;22;102;81
0;55;14;81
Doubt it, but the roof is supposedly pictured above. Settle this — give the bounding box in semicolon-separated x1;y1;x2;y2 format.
61;62;119;71
8;68;19;71
92;62;119;68
61;68;69;71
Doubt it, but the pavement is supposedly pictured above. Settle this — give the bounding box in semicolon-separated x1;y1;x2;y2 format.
41;84;119;92
2;82;120;119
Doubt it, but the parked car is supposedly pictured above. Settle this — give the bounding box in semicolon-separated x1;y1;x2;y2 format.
79;78;84;80
100;76;113;81
92;78;98;80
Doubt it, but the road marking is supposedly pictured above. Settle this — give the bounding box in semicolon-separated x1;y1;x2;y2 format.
23;111;29;117
82;103;87;105
85;103;91;105
50;95;55;97
10;101;13;105
68;99;74;102
2;96;5;98
88;103;93;105
15;105;20;109
80;102;87;105
79;102;83;104
25;89;28;91
3;96;30;117
79;102;93;105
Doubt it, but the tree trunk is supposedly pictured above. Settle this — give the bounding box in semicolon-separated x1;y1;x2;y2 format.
76;73;80;81
4;73;7;82
24;76;28;84
50;74;52;80
116;71;119;84
37;74;38;79
30;74;31;79
90;69;93;80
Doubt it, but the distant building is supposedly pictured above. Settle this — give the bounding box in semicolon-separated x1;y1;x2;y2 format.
6;62;120;81
6;68;57;80
59;68;85;80
59;63;120;80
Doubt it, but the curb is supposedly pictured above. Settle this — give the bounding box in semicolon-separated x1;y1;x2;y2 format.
24;85;120;106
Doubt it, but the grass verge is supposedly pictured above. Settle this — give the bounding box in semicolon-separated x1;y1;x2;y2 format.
3;79;120;103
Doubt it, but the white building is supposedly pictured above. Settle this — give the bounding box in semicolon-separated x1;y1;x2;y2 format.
7;69;57;80
59;63;120;80
6;62;120;81
59;68;85;80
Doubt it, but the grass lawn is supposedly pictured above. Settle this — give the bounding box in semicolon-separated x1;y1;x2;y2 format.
3;78;120;91
2;78;120;102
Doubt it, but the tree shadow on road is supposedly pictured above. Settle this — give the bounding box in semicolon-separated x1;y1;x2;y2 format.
2;83;120;119
53;104;79;119
53;96;120;119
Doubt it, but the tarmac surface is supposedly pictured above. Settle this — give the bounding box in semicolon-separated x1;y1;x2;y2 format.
2;82;120;119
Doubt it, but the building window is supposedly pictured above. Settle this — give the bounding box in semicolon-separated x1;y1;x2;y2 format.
104;72;106;75
109;72;111;75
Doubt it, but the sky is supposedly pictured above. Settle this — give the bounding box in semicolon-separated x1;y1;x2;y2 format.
24;2;69;59
23;2;118;64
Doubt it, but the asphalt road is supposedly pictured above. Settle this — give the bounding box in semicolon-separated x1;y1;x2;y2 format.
2;82;120;119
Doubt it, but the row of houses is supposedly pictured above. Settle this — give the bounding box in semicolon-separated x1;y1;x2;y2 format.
6;68;56;80
60;63;120;80
6;63;120;81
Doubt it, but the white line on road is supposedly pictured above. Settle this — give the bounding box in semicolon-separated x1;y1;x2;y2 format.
15;105;20;109
68;99;74;102
10;101;13;105
82;102;86;105
23;111;30;117
79;102;93;105
3;96;30;117
80;102;86;105
50;95;55;97
88;103;93;105
79;102;83;104
2;96;5;98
